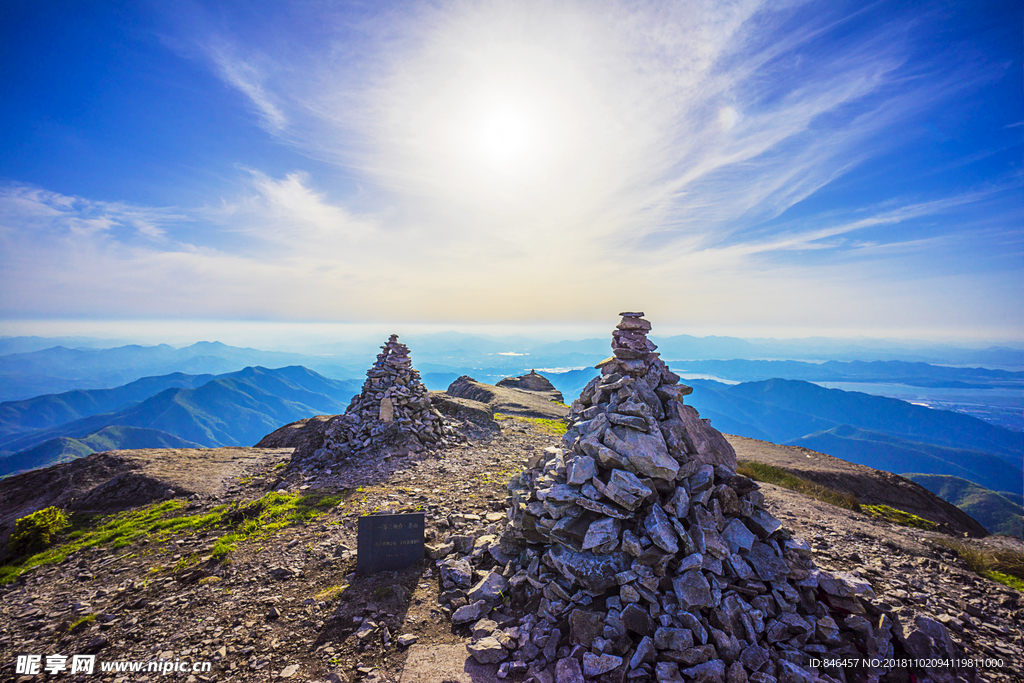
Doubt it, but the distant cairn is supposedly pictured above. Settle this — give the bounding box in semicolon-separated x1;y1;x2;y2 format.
295;335;455;468
456;313;964;682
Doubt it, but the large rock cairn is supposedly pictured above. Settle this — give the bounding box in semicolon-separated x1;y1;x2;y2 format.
449;313;965;683
298;335;452;467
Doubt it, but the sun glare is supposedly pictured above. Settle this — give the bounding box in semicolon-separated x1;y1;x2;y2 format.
473;105;533;168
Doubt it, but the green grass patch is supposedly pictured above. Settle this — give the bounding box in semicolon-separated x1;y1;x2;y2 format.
0;490;345;585
315;584;349;601
68;614;96;632
494;412;568;436
931;537;1023;592
736;461;861;511
862;504;937;531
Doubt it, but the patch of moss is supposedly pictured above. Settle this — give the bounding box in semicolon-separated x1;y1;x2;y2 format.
494;413;568;436
0;490;346;585
198;576;222;585
315;584;349;601
862;504;937;531
737;461;861;511
68;614;96;632
373;585;394;599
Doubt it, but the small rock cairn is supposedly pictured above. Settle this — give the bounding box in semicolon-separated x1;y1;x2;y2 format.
307;335;451;466
446;314;964;683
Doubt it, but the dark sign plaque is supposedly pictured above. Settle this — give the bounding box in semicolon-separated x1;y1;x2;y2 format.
357;512;425;574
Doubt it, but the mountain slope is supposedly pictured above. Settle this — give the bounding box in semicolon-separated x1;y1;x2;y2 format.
0;426;203;477
0;367;361;454
0;372;218;439
786;425;1023;497
905;473;1023;538
697;378;1021;460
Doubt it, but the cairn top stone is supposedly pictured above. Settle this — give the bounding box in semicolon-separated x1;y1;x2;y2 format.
618;311;645;317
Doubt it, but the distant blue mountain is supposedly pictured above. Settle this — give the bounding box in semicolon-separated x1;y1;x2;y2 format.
0;366;361;455
0;371;218;439
668;358;1022;388
0;426;203;478
684;378;1023;498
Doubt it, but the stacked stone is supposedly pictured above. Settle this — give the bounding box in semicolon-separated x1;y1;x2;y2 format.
464;313;964;683
313;335;451;465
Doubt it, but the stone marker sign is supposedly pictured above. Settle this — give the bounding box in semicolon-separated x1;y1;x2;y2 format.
357;512;425;574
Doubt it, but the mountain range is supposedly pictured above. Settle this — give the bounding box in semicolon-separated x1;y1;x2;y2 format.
0;366;360;475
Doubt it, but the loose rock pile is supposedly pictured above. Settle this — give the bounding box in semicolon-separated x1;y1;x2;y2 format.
444;314;967;683
293;335;454;469
498;370;565;404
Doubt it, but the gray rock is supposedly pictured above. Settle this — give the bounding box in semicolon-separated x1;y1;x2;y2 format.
556;656;585;683
673;569;714;609
738;644;769;671
621;529;645;556
582;652;622;677
604;426;679;480
656;661;684;682
668;486;690;518
621;603;654;636
582;517;621;551
567;456;598;485
630;635;656;668
680;659;726;682
467;570;509;603
440;558;473;588
688;465;715;493
745;510;782;539
721;519;756;554
467;636;507;664
569;609;606;647
548;546;630;592
671;403;737;470
472;619;498;638
575;495;631;519
599;469;651;510
746;543;788;582
654;627;694;651
645;504;679;553
452;600;489;624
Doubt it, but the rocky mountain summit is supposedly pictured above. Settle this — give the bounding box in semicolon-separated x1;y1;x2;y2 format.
498;371;565;405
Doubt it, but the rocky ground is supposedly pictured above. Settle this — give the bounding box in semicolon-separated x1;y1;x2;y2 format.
0;418;1019;683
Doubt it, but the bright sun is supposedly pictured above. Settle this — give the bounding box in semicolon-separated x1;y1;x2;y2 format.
473;104;534;168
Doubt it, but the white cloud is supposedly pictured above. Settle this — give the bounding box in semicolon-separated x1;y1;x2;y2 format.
208;44;287;132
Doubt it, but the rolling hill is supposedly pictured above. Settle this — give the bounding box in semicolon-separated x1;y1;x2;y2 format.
0;426;203;477
786;425;1022;497
904;473;1023;538
0;371;220;439
0;366;361;455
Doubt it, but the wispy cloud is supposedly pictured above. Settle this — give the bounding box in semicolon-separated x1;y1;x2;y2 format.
208;44;287;132
0;0;1019;338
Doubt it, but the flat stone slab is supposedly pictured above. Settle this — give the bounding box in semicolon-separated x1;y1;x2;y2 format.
399;643;501;683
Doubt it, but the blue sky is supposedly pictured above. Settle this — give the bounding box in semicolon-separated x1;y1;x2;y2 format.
0;0;1020;342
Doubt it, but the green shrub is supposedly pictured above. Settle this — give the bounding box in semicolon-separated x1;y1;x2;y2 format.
9;507;70;558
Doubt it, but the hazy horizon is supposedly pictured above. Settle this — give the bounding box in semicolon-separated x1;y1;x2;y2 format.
1;2;1020;341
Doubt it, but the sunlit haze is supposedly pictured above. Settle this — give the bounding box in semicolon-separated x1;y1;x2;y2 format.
0;0;1020;343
